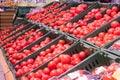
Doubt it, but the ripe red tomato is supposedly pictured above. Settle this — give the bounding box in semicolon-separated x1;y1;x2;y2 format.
43;67;50;75
95;13;102;20
79;51;87;60
106;9;112;15
28;72;36;79
27;59;34;64
20;76;29;80
56;62;63;69
56;68;64;76
59;54;71;64
48;61;57;69
110;21;120;28
58;40;65;45
112;6;118;12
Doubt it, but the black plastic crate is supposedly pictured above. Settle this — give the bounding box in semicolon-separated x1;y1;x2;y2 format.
47;2;97;30
58;50;120;78
1;22;34;46
2;22;33;41
1;25;45;57
19;40;97;80
17;30;61;53
87;3;120;22
82;16;120;49
12;35;76;78
0;20;28;40
2;27;49;53
64;3;118;40
102;36;120;57
39;1;81;27
2;28;50;78
9;30;61;66
68;2;112;23
87;3;119;23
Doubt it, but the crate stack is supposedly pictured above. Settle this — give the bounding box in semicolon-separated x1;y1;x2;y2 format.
0;1;120;80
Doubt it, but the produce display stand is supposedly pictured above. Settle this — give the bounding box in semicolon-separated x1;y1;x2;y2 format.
0;1;120;80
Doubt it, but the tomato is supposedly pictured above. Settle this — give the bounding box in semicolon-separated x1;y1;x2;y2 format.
27;59;34;64
15;65;21;71
39;51;46;57
71;58;81;65
48;61;57;69
71;54;80;60
28;72;36;79
58;40;65;45
112;6;118;12
110;21;120;28
56;68;64;76
106;9;112;15
98;32;105;38
35;70;42;78
50;70;57;77
43;67;50;75
59;54;71;64
20;76;29;80
53;58;60;63
95;13;102;20
79;51;87;60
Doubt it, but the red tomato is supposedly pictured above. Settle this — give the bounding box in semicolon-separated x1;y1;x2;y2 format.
20;76;29;80
110;21;120;28
50;70;57;77
112;6;118;12
95;13;102;20
48;61;57;69
43;67;50;75
56;68;64;76
98;32;105;38
28;72;35;79
59;54;71;64
27;59;34;64
106;9;112;15
58;40;65;45
79;51;87;60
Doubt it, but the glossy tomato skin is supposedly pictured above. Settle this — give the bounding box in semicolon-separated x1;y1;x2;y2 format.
110;21;120;28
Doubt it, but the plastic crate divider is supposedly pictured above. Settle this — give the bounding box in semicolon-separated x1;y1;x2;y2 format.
82;16;120;48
